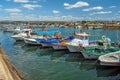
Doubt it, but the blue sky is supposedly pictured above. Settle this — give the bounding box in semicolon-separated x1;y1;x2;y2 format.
0;0;120;21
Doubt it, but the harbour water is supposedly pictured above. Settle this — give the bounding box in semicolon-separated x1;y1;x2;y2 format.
0;28;120;80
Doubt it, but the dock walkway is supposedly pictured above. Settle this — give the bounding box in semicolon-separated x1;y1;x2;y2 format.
0;48;23;80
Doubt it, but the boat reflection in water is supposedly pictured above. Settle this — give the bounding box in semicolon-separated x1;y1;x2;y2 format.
65;53;83;62
79;60;97;71
13;41;25;47
50;51;67;60
21;45;39;53
96;66;120;79
36;47;54;57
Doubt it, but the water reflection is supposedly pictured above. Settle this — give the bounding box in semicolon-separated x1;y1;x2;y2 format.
65;53;83;62
96;66;120;77
21;45;39;53
13;41;25;47
50;50;68;60
36;48;53;56
79;60;97;71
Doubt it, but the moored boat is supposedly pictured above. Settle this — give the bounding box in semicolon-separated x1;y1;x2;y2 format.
40;38;60;47
52;36;74;50
24;38;41;45
81;46;120;59
98;51;120;66
52;41;69;50
11;29;32;41
36;30;61;47
67;32;91;52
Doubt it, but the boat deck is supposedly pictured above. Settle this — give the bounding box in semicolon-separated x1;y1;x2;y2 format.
0;48;23;80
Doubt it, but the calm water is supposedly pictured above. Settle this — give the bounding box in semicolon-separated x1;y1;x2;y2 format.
0;28;120;80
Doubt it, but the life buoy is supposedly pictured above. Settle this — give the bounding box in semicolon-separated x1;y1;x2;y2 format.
28;25;32;29
55;33;62;38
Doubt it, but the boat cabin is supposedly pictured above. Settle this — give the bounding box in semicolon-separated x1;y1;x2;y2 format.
74;32;91;46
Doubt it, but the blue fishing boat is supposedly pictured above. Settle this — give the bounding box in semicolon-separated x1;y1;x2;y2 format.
24;30;61;46
40;38;60;47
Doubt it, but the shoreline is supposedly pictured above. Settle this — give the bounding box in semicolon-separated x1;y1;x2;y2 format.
0;47;23;80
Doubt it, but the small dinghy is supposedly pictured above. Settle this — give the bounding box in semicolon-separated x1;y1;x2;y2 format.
98;51;120;66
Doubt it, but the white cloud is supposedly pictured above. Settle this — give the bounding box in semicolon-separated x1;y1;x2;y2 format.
83;6;103;11
64;1;89;9
14;0;29;3
0;5;2;7
38;0;47;2
1;14;119;21
30;0;47;3
39;15;80;21
91;11;112;15
22;4;42;10
5;8;22;12
10;13;23;16
6;0;11;1
64;3;69;6
109;6;116;8
53;10;60;14
31;1;38;3
0;14;81;21
0;5;2;10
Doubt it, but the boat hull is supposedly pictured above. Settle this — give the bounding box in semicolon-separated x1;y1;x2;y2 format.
24;38;41;45
82;52;98;59
67;44;82;52
98;51;120;66
100;61;120;66
11;36;24;41
52;45;67;50
41;43;52;47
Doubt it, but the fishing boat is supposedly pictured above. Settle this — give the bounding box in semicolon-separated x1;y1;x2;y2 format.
67;32;91;52
52;43;68;50
34;30;61;47
98;51;120;66
13;27;21;34
40;38;60;47
52;36;74;50
24;38;41;45
2;26;14;32
81;46;120;59
24;30;60;45
11;29;32;40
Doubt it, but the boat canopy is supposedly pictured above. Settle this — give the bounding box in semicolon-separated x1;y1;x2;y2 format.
37;30;60;35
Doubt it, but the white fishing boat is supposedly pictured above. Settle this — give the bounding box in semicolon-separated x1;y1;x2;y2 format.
24;38;41;45
11;29;32;40
3;26;14;32
67;32;91;52
98;51;120;66
13;27;21;34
